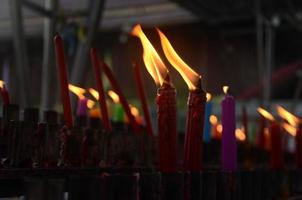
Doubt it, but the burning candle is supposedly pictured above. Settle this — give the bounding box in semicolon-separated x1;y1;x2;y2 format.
210;115;222;139
132;24;177;172
241;105;248;142
108;90;124;123
132;61;154;136
256;115;266;149
258;107;283;169
0;80;10;106
221;86;237;171
204;93;212;143
235;128;246;142
90;48;112;132
68;84;89;116
54;34;73;127
157;29;206;171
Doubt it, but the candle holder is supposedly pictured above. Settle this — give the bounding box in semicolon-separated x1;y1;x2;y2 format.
68;175;101;200
202;170;218;199
43;110;58;124
23;108;39;123
161;172;184;200
74;115;87;128
139;172;161;200
216;171;241;200
184;171;202;200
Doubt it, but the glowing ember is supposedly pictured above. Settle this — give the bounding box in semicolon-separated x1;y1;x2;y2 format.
87;99;95;109
257;107;275;122
68;84;86;99
108;90;120;104
206;93;212;102
235;128;246;141
157;28;200;90
131;24;169;86
282;123;297;137
89;88;99;100
210;115;218;125
276;105;300;127
223;86;229;95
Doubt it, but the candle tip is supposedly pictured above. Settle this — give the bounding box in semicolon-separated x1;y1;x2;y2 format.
223;86;229;94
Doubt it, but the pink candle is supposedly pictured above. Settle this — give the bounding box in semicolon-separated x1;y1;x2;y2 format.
76;98;88;116
221;86;237;171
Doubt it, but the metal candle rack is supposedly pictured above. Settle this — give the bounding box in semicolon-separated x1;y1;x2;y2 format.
0;105;302;199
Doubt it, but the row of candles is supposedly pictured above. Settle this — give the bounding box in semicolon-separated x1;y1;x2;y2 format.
0;24;301;173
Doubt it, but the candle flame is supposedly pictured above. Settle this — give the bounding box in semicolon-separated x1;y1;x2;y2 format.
206;93;212;102
0;80;5;89
282;123;297;137
235;128;246;141
89;88;99;100
257;107;275;122
223;86;229;94
210;115;218;125
157;28;200;90
217;124;223;133
276;105;300;127
131;24;169;86
130;104;140;117
108;90;120;104
87;99;96;109
68;84;86;99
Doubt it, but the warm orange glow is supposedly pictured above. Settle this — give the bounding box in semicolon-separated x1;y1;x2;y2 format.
89;88;99;100
131;24;169;86
282;123;297;137
276;105;300;127
235;128;246;141
68;84;85;99
0;80;5;89
210;115;218;125
257;107;275;122
264;127;271;151
130;104;140;117
108;90;120;104
206;93;212;102
87;99;95;109
217;124;223;133
157;29;200;90
223;86;229;94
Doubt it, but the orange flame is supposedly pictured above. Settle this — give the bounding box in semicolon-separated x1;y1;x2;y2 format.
108;90;120;104
210;115;218;125
223;86;229;94
282;123;297;137
157;28;200;90
0;80;5;89
68;84;85;99
131;24;169;86
217;124;223;133
276;105;300;127
89;88;99;100
206;93;212;102
235;128;246;141
257;107;275;122
87;99;96;109
130;104;140;117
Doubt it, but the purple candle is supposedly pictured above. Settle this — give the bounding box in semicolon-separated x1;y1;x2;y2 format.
76;98;88;116
221;86;237;171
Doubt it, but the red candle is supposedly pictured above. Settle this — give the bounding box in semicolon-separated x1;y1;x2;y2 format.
296;125;302;169
1;83;10;106
99;60;139;134
157;29;206;171
54;34;73;127
270;122;283;169
132;61;154;136
132;24;177;172
256;115;266;149
90;48;112;132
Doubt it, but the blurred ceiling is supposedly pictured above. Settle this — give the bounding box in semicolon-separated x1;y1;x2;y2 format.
0;0;197;37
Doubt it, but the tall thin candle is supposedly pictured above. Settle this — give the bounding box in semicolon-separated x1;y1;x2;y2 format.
90;48;112;132
221;86;237;171
0;81;10;106
100;60;139;134
132;61;154;136
54;34;73;127
204;93;212;143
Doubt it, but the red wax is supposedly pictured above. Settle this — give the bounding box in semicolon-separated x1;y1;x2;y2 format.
54;34;73;127
270;122;284;169
295;126;302;169
183;89;206;171
156;84;177;172
90;48;112;132
132;61;154;136
100;60;139;134
256;116;266;149
1;85;10;106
